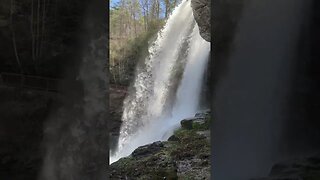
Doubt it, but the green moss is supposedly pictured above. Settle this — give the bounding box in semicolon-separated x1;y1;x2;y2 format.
147;170;178;180
194;115;212;130
170;127;210;161
179;174;199;180
192;121;209;130
173;128;190;138
111;148;178;179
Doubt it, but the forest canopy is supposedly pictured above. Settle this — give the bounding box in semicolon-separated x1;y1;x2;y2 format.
110;0;180;85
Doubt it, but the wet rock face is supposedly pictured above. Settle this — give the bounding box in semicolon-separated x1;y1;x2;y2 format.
191;0;211;42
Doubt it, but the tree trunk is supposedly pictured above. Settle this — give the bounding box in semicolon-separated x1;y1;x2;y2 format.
165;0;169;18
36;0;40;60
10;0;23;74
31;0;36;66
40;0;47;58
156;0;160;19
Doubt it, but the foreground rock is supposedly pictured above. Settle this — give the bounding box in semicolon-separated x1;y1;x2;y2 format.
109;111;212;179
252;154;320;180
132;141;164;158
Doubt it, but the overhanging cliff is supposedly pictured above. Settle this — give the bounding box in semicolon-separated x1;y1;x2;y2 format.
191;0;211;42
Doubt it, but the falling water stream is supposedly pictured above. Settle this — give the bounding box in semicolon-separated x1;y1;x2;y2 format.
110;0;210;164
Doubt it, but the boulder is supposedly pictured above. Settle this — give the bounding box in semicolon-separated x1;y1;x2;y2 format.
180;119;193;129
195;110;211;118
131;141;164;158
193;117;206;124
168;134;180;142
181;116;208;130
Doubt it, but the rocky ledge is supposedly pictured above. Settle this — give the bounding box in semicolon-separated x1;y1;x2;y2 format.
109;110;212;180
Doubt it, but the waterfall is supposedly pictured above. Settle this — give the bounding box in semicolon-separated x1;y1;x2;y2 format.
110;0;210;164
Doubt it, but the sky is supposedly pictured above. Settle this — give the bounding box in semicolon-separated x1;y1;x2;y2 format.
109;0;168;19
110;0;120;9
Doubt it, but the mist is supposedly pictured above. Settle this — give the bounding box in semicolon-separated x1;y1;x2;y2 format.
39;1;108;179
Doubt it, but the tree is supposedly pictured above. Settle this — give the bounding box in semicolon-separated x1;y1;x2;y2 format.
10;0;23;74
164;0;178;18
109;0;173;85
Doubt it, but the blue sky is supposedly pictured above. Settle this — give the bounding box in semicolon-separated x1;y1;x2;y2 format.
109;0;170;19
110;0;121;9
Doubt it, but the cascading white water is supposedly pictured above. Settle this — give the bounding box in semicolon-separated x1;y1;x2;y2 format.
110;0;210;164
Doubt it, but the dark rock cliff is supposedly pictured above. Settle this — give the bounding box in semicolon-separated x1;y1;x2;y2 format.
211;0;320;179
191;0;211;42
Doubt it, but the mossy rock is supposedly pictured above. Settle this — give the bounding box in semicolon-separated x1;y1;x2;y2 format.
180;119;193;130
131;141;164;158
167;135;180;142
110;113;212;179
181;113;212;131
110;148;178;179
192;121;209;130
